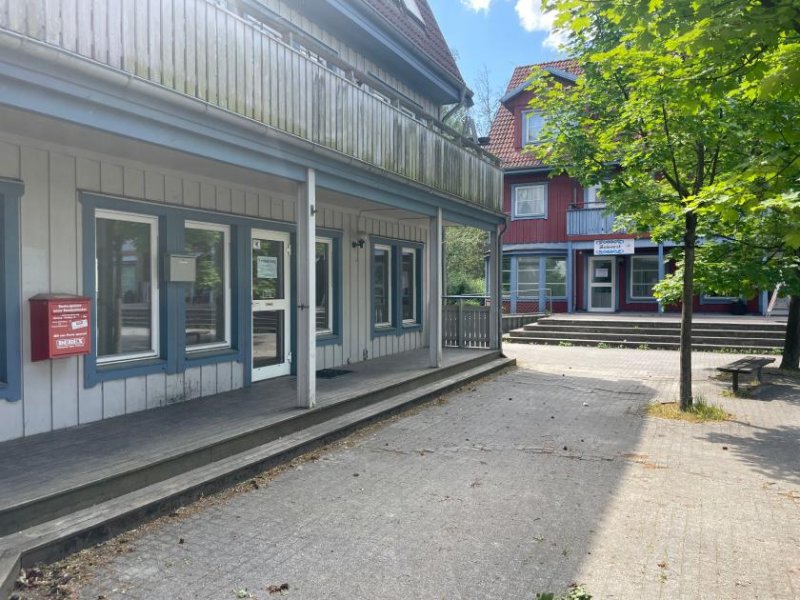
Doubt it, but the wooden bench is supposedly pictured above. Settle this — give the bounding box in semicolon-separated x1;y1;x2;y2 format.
717;356;776;393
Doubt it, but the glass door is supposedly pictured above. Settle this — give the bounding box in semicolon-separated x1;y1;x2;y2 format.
251;229;291;381
588;256;615;312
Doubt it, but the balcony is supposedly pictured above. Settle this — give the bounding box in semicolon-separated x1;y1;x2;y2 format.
567;203;618;236
0;0;502;211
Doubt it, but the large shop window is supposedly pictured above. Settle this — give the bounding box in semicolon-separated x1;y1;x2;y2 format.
316;238;333;334
502;256;511;296
545;258;567;298
513;184;547;219
517;257;540;297
373;244;393;328
185;222;231;352
630;256;660;300
95;210;160;363
0;180;23;401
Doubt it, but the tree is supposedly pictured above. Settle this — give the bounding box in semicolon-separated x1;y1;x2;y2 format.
444;226;487;295
528;0;800;407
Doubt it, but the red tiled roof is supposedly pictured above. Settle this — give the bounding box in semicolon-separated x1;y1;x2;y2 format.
486;59;581;168
361;0;465;86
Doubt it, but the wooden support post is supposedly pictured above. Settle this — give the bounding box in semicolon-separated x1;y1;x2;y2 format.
488;225;500;349
428;209;443;367
297;168;316;408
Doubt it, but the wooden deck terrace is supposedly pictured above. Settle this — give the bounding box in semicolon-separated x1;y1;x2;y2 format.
0;348;507;540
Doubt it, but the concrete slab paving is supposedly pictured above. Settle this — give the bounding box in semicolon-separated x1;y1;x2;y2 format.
14;345;800;600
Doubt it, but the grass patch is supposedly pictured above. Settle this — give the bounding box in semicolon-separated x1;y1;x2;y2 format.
647;396;731;422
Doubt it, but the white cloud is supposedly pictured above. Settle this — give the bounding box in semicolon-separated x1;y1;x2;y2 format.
514;0;565;49
460;0;491;13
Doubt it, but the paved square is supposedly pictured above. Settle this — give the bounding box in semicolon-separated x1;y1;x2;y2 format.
19;345;800;599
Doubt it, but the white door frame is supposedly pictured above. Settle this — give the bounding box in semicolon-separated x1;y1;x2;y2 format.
588;255;616;312
251;229;292;381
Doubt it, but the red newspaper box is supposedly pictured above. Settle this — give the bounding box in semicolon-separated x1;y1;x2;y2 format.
30;294;92;361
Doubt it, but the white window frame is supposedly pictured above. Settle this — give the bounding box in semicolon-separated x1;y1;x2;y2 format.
185;221;231;353
513;183;547;219
401;248;417;324
374;244;393;328
629;256;660;300
95;209;160;365
522;110;546;145
315;237;334;335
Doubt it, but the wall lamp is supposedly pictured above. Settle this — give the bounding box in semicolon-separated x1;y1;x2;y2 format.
352;238;366;249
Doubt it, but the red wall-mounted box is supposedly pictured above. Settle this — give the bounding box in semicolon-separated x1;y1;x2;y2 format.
30;294;92;361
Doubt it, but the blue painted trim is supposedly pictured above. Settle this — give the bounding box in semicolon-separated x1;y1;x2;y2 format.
0;52;504;231
510;182;548;221
239;226;253;388
0;179;24;402
315;228;344;347
81;192;251;388
566;242;574;313
510;256;518;313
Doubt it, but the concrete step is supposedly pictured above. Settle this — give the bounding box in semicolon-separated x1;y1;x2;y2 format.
511;330;783;347
531;318;786;333
0;352;502;539
524;323;786;340
505;336;780;353
0;355;516;599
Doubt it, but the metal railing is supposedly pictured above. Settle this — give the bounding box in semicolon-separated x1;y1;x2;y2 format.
0;0;503;210
566;203;618;236
442;295;491;349
502;288;553;315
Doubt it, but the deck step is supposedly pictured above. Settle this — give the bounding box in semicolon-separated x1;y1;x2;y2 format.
0;355;515;599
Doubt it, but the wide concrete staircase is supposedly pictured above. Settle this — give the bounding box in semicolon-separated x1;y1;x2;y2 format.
506;316;787;352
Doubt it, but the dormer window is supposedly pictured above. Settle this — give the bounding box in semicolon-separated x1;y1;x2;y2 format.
522;110;546;145
585;184;605;207
400;0;425;22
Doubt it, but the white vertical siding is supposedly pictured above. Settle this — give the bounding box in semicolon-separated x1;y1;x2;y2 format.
0;132;430;440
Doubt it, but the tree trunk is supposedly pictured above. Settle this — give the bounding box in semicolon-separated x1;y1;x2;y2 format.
680;212;697;410
779;294;800;370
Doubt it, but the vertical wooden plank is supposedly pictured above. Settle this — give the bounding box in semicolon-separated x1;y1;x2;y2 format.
195;0;207;101
183;178;200;207
0;139;20;178
172;0;186;94
107;0;122;68
165;372;185;403
21;146;52;435
59;0;78;53
200;364;217;396
45;0;62;45
134;0;149;78
184;0;197;97
144;170;165;201
244;191;258;217
148;0;162;83
100;162;123;195
185;366;202;400
216;186;232;213
125;377;148;413
121;0;136;73
102;379;126;418
238;19;248;116
200;181;215;210
252;28;262;122
76;0;93;57
231;189;246;215
160;0;173;88
92;0;108;63
231;361;244;390
146;372;167;409
49;152;79;431
123;166;145;198
0;402;24;442
164;174;182;205
226;13;236;112
216;362;232;394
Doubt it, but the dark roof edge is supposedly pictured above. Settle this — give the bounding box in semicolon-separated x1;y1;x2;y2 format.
500;65;577;105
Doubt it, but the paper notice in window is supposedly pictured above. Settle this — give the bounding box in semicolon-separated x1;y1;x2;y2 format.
595;268;609;278
257;256;278;279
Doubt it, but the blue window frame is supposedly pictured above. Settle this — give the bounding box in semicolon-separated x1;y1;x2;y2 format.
81;193;256;387
0;179;24;401
371;237;423;337
315;229;343;347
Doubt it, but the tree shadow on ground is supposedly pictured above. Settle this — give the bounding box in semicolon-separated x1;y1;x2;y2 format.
706;424;800;486
746;369;800;403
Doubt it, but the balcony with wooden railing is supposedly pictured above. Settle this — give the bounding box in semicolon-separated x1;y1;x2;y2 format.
0;0;503;211
566;203;618;236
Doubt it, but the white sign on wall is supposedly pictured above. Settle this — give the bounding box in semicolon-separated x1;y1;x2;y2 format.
594;239;634;255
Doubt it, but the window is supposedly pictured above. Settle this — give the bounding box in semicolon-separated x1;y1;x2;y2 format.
630;256;660;299
522;110;546;145
517;257;539;297
185;222;230;351
545;258;567;298
0;181;23;401
513;184;547;219
400;0;425;21
401;249;417;323
502;256;511;296
373;245;392;327
95;210;159;363
585;184;605;207
316;238;333;333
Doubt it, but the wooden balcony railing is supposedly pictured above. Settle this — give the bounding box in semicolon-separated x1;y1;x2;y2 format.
0;0;503;211
566;204;618;236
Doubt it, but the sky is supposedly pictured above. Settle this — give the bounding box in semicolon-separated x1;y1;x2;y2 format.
426;0;567;98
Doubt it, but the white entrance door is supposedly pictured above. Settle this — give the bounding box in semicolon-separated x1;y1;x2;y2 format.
251;229;291;381
588;256;616;312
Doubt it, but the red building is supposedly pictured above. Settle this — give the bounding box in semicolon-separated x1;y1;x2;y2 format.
486;60;762;315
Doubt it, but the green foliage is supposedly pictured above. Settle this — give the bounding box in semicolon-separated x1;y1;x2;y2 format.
445;226;487;295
